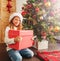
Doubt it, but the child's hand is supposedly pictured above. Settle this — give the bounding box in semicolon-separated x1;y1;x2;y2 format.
14;36;22;42
32;36;37;40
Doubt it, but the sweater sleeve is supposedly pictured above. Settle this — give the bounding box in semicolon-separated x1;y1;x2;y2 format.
4;26;15;44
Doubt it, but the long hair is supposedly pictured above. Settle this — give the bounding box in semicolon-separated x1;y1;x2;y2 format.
8;16;22;30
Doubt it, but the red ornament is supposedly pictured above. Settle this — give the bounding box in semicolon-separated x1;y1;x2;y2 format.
26;4;32;9
41;31;47;39
7;0;12;13
32;15;36;19
21;11;27;16
44;0;47;3
35;7;39;12
41;31;46;36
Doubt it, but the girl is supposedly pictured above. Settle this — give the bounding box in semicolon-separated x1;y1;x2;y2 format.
4;13;34;61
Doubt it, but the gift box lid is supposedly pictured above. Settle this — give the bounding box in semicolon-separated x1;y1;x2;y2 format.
8;30;33;38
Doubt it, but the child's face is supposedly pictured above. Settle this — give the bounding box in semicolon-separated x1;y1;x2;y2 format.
12;16;21;26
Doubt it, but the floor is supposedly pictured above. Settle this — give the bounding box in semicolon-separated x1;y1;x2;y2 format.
0;41;60;61
0;43;41;61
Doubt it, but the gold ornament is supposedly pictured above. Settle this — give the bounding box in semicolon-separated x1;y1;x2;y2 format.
45;1;51;7
54;26;60;32
40;16;43;20
42;9;46;14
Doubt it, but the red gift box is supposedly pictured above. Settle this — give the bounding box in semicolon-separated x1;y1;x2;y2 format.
8;30;34;50
37;51;60;61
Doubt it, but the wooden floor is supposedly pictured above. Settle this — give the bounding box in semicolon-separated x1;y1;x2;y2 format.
23;56;40;61
1;42;60;61
0;43;41;61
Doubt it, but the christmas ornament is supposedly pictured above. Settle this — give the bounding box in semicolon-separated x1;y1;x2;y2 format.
54;26;60;32
32;15;36;19
26;4;32;9
41;31;47;36
7;0;12;13
39;16;43;20
42;9;46;14
35;7;40;12
44;0;47;3
45;1;51;7
21;11;27;16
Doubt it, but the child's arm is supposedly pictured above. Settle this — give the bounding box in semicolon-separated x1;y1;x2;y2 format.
4;27;15;44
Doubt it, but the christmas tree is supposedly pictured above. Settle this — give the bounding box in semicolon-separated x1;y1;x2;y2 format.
21;0;60;42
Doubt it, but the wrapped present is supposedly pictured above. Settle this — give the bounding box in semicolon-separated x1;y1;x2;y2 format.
8;30;34;50
38;40;48;50
37;51;60;61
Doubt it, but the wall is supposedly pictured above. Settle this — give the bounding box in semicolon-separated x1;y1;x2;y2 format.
0;0;2;43
0;0;26;43
0;0;16;43
16;0;26;12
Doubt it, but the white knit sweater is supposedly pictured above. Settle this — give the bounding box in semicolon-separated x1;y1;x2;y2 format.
4;26;17;51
